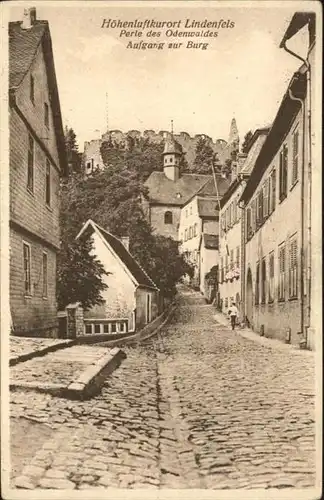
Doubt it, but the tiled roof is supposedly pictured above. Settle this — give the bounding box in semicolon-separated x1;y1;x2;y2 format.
77;220;158;290
197;198;219;218
9;20;67;175
201;234;219;250
196;176;230;198
9;21;47;88
144;172;212;206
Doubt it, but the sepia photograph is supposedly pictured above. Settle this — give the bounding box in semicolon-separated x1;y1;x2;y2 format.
0;1;322;499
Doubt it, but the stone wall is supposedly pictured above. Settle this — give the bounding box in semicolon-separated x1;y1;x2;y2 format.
83;129;228;175
66;303;84;339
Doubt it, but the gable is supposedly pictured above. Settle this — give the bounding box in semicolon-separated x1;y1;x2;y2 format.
91;231;136;290
9;21;67;175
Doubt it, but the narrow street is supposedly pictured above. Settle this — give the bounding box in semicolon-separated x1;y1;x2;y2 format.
11;289;316;490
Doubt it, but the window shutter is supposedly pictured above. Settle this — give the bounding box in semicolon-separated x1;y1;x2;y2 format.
292;131;299;184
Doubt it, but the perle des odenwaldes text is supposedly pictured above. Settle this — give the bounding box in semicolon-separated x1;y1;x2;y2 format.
101;18;236;50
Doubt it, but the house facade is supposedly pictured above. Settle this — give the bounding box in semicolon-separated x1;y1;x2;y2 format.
178;176;228;289
240;65;310;345
77;220;159;334
239;12;317;349
218;179;244;317
143;136;214;240
198;234;219;300
219;131;269;318
9;8;66;337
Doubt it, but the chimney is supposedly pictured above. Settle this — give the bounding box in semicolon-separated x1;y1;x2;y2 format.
22;7;36;29
120;236;130;251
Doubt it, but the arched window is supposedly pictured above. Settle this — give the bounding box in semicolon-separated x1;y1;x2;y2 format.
164;211;173;224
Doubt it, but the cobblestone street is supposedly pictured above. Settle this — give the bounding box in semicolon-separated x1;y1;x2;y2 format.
10;289;316;491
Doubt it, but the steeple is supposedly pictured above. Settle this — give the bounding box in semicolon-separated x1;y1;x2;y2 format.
228;117;239;148
162;121;183;181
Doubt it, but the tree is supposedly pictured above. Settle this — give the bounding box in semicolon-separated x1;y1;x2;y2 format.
241;130;253;154
57;178;109;310
59;162;193;301
192;136;217;175
64;127;83;176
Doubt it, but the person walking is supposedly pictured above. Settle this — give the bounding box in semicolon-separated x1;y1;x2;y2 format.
228;302;239;330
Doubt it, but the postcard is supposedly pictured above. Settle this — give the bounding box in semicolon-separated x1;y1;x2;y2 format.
1;1;322;499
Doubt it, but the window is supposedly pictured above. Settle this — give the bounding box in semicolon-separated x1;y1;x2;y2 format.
45;159;51;205
263;179;269;218
236;246;240;268
190;206;192;215
278;244;286;301
27;135;34;192
85;324;92;334
271;168;276;213
103;324;109;333
289;236;298;298
230;249;234;270
261;258;266;304
94;324;101;334
194;223;197;237
23;243;31;295
279;145;288;201
186;209;188;218
111;323;117;333
269;252;275;303
164;211;173;224
257;190;264;227
255;262;260;305
30;75;35;103
44;102;49;128
225;255;229;273
225;297;228;308
292;128;299;185
246;207;252;240
184;229;188;241
42;252;48;297
251;198;257;233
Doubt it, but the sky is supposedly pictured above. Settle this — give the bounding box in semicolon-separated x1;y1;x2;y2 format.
9;1;310;151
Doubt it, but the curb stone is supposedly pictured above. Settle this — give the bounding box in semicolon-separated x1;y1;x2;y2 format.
10;339;76;366
10;347;127;400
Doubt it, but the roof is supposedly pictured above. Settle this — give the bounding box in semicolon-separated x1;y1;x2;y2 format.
240;130;269;175
280;12;316;47
163;137;183;155
200;233;219;250
9;20;67;175
240;70;307;205
197;198;219;219
144;172;212;206
76;220;158;290
197;175;230;197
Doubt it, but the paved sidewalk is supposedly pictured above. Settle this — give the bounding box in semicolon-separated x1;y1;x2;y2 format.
212;310;310;352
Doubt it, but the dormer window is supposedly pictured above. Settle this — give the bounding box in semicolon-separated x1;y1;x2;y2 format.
169;157;173;163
